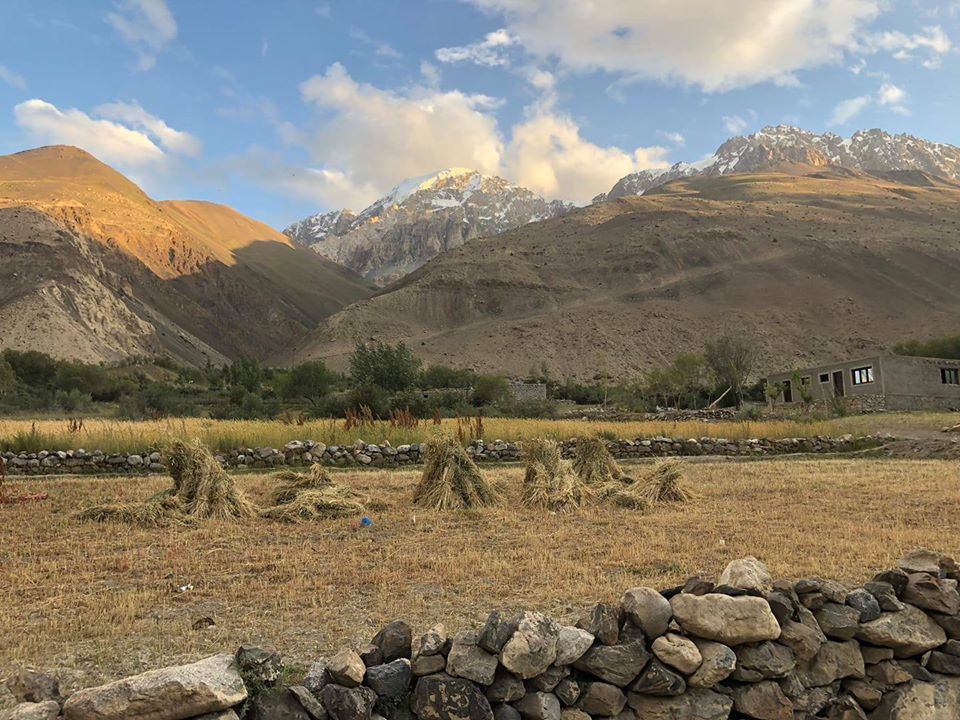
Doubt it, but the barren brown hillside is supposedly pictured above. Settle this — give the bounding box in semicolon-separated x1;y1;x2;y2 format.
0;146;373;365
289;167;960;379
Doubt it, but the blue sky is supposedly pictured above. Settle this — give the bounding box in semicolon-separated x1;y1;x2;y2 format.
0;1;958;228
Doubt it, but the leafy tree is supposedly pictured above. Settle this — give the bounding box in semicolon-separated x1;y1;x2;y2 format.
704;335;757;408
764;381;784;410
641;352;710;409
2;349;58;388
224;358;263;393
420;364;475;389
472;374;510;406
894;334;960;360
280;361;336;410
349;341;422;392
790;370;815;411
0;360;15;398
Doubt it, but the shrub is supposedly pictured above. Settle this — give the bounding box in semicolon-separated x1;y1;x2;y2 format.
349;341;422;392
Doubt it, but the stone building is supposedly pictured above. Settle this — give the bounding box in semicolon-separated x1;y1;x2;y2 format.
507;381;548;402
765;354;960;411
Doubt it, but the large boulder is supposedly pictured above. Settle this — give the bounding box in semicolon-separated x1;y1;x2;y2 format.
796;639;864;688
718;556;773;595
902;574;960;615
320;684;377;720
856;605;947;657
554;627;594;666
627;687;733;719
651;633;702;674
373;621;413;663
446;636;498;686
670;593;781;645
364;659;412;698
411;674;493;720
2;702;61;720
572;641;651;687
62;653;247;720
499;613;560;679
621;587;672;638
869;674;960;719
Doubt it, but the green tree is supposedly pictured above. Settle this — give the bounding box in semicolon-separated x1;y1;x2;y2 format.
2;349;58;388
349;341;422;392
764;381;784;410
704;335;757;408
420;364;475;389
641;353;710;409
0;360;15;398
472;374;510;406
280;361;336;410
224;358;263;393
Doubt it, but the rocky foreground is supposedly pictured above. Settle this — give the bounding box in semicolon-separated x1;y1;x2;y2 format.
5;550;960;719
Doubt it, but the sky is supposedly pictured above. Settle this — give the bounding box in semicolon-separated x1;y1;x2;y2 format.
0;0;958;228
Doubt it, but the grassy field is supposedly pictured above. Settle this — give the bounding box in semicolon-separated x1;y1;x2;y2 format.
2;456;958;695
0;411;954;454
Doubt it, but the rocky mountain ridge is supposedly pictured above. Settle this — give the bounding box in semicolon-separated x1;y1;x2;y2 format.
285;168;571;286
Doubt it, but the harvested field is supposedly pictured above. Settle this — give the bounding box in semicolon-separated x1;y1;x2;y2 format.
1;457;959;695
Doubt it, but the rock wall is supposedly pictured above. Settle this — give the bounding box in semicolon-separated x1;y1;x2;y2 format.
0;434;885;476
5;549;960;720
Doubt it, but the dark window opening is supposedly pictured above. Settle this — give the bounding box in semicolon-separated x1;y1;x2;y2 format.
851;366;874;385
943;368;960;385
819;373;830;383
783;379;793;403
801;376;811;386
833;371;845;397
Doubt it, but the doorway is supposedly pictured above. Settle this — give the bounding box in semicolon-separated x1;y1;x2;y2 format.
832;371;845;397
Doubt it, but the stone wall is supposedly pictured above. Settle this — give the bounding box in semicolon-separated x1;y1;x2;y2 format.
6;549;960;720
0;435;886;476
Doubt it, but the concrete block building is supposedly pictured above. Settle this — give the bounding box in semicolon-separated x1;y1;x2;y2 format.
765;354;960;411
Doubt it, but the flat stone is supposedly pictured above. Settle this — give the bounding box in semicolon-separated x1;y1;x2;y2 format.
499;612;560;679
621;587;672;639
926;651;960;675
731;681;793;720
364;659;412;697
897;548;943;575
867;660;914;685
321;684;378;720
62;652;247;720
814;602;861;640
553;626;594;666
651;633;702;674
842;679;883;711
289;685;328;720
856;605;947;657
628;659;686;696
870;674;960;719
572;640;651;687
778;618;825;661
478;612;518;654
446;637;498;686
513;691;560;720
718;556;773;595
670;593;781;645
412;655;447;677
576;604;621;646
796;639;864;687
627;687;733;719
860;645;895;664
902;574;960;615
577;682;626;717
732;641;795;681
411;675;493;720
328;650;366;688
687;639;736;688
2;702;61;720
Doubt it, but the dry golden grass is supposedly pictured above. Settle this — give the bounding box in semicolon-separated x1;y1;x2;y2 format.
1;457;959;694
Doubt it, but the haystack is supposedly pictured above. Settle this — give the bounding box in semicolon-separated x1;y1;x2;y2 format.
572;436;630;485
76;439;255;524
638;459;691;504
261;463;366;522
413;434;498;510
521;438;589;512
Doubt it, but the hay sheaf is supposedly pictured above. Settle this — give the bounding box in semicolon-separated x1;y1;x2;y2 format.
572;436;630;485
261;463;366;522
639;459;692;504
268;463;333;505
521;438;590;512
413;435;498;510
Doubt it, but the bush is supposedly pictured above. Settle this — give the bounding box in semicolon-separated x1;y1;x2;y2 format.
499;397;558;418
349;341;422;392
472;374;510;407
420;364;475;389
348;384;391;417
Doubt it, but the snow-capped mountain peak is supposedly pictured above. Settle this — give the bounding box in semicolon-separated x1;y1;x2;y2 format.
284;169;573;286
597;125;960;201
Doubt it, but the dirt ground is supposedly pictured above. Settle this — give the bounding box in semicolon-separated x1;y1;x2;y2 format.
2;456;959;698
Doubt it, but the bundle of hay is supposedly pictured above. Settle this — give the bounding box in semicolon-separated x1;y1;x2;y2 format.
521;438;589;512
413;434;498;510
638;459;691;504
261;463;366;522
572;436;629;485
77;439;255;525
593;477;649;510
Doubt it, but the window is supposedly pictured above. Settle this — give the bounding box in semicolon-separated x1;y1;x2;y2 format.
819;373;830;383
801;376;811;386
943;368;960;385
851;366;874;385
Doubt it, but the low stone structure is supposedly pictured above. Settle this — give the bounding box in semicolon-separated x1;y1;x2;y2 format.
0;434;885;476
4;549;960;719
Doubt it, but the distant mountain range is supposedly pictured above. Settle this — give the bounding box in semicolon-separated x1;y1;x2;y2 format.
0;146;372;366
284;168;571;286
595;126;960;201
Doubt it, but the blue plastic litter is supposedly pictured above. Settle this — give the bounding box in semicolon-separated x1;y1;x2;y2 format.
360;516;373;527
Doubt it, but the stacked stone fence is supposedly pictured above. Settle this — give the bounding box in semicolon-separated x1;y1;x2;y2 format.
0;434;888;476
5;549;960;719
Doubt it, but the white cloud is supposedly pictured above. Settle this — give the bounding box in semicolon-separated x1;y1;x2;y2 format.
658;131;685;146
349;27;402;59
0;64;25;89
461;0;884;91
877;82;906;106
106;0;177;71
723;115;749;134
829;95;871;125
436;28;517;67
95;101;201;156
862;25;952;66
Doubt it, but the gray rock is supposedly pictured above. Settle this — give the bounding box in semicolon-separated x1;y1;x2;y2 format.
321;684;378;720
359;645;384;668
526;666;569;693
842;678;883;711
412;655;447;677
687;639;736;688
627;687;733;719
328;650;367;688
902;573;960;615
304;659;331;694
417;625;448;657
410;674;493;720
897;548;943;575
865;581;906;612
289;685;328;720
4;669;62;704
670;592;781;645
926;651;960;675
499;612;560;679
492;704;521;720
236;645;284;688
553;626;594;666
2;702;61;720
796;640;865;688
731;681;793;720
718;556;773;595
846;588;882;622
628;659;686;696
479;612;518;654
577;682;626;716
867;660;914;685
572;641;651;687
62;652;247;720
513;691;560;720
860;646;895;664
778;618;825;661
576;604;621;645
486;668;525;703
446;637;498;686
373;621;412;662
870;674;960;719
553;679;579;706
732;641;795;681
365;659;412;697
856;605;947;656
814;602;861;640
651;633;702;674
621;587;672;639
247;688;312;720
